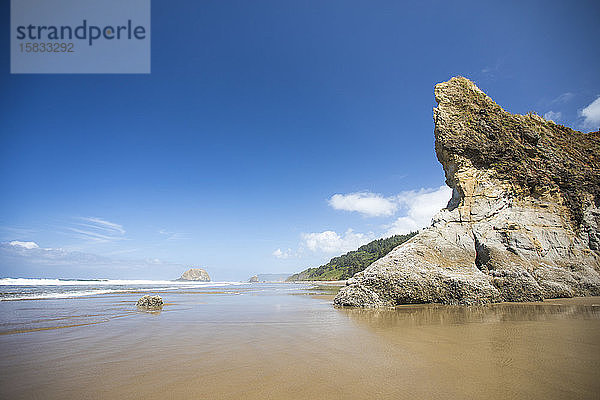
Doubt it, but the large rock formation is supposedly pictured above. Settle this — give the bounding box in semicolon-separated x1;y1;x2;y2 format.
177;268;211;281
335;77;600;307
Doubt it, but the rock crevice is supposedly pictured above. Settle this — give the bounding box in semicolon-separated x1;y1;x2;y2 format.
334;77;600;307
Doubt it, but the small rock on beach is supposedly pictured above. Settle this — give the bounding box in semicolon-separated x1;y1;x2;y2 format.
136;295;163;309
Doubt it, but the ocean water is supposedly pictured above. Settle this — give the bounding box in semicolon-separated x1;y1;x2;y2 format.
0;280;599;399
0;277;245;301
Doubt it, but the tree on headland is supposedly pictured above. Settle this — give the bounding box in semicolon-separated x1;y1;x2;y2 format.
287;232;417;281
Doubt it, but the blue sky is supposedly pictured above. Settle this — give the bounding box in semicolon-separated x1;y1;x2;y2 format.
1;0;600;280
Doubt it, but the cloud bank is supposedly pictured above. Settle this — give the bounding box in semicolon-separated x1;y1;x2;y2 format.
293;185;452;257
580;96;600;131
0;240;181;277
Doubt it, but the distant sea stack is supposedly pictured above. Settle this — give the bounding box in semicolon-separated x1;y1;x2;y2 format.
248;273;292;282
335;77;600;307
177;268;211;282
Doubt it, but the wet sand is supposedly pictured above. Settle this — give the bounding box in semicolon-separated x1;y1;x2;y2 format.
1;285;599;399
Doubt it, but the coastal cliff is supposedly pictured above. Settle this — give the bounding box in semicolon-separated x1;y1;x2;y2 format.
334;77;600;307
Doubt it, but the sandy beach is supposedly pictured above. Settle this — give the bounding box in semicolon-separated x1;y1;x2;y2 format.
0;284;599;399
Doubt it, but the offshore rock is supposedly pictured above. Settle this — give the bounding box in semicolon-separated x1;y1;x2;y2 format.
249;275;259;283
136;295;163;309
177;268;211;282
335;77;600;307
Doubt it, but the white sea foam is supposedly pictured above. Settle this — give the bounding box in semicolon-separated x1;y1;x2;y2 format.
4;289;123;301
2;286;206;301
0;278;249;301
0;278;245;286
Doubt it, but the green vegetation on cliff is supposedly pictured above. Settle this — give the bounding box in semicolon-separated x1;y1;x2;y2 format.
287;233;417;281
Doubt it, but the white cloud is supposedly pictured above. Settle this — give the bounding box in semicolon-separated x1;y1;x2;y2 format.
68;228;120;242
543;111;562;122
579;96;600;131
9;241;39;249
278;185;452;258
551;92;574;105
328;192;397;217
80;217;125;234
68;217;126;243
385;186;452;235
159;229;189;241
301;229;374;254
272;248;293;259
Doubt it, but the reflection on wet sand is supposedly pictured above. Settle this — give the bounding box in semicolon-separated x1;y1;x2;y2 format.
339;300;600;328
0;311;137;335
338;298;600;400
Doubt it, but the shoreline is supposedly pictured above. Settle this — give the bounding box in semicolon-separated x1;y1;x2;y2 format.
1;289;598;400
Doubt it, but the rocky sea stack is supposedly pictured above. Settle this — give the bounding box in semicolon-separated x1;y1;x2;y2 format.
177;268;211;281
335;77;600;307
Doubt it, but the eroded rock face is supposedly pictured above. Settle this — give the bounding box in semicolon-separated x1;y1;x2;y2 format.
335;77;600;307
137;295;163;309
178;268;211;281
